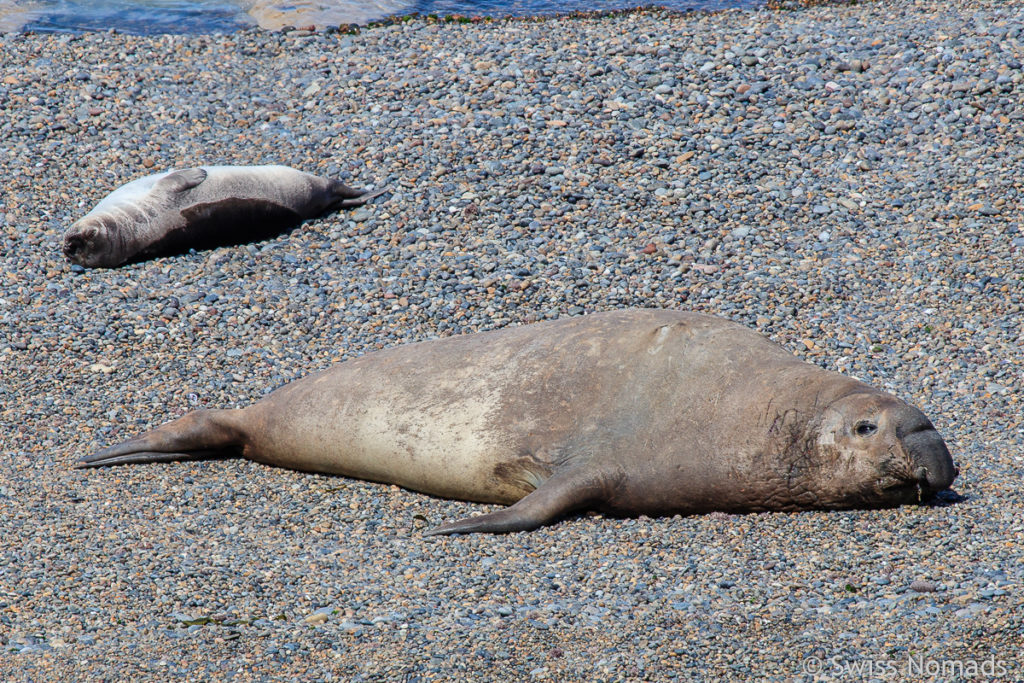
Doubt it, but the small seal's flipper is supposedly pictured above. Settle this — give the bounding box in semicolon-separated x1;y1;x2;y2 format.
424;467;605;536
75;409;244;469
156;168;208;194
329;181;390;209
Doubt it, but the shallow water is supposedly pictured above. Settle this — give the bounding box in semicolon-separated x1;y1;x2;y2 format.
2;0;761;34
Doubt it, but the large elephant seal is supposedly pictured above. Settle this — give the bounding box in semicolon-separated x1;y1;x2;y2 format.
62;165;387;268
77;310;957;534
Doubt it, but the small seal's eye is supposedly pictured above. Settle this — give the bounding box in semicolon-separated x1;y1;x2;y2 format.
855;421;878;437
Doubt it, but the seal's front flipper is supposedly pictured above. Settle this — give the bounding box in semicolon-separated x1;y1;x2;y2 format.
156;168;208;194
424;468;606;536
75;409;244;469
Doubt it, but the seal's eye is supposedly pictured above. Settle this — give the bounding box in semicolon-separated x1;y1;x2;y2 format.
854;421;878;437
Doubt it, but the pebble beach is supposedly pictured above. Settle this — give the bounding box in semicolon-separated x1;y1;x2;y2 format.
1;0;1022;679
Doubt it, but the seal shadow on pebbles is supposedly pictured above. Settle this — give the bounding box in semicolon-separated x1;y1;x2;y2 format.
62;164;388;268
77;309;959;535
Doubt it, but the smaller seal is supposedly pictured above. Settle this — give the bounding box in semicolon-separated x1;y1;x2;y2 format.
62;165;387;268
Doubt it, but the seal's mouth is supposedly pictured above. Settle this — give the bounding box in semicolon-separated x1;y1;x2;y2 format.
876;478;921;502
879;464;955;504
912;479;936;504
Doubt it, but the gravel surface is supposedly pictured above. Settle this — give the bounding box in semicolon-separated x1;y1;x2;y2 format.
1;1;1022;679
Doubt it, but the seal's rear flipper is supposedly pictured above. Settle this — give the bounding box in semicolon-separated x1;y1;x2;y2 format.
330;182;389;209
76;449;227;468
424;468;603;536
75;409;245;469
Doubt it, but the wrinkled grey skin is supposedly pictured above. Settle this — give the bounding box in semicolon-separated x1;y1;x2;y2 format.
78;310;958;535
63;165;386;268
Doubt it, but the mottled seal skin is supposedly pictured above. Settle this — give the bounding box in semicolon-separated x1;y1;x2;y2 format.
77;310;957;535
62;165;387;268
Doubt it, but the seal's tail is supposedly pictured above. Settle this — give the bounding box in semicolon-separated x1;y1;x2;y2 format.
329;181;389;209
75;409;246;468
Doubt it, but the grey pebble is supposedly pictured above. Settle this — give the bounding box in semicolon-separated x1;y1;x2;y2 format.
349;207;372;222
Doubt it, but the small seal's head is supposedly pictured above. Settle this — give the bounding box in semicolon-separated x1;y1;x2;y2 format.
810;391;957;509
63;219;114;268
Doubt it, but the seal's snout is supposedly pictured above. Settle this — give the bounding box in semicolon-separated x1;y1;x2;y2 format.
63;235;90;266
904;428;957;494
63;234;84;258
63;224;100;266
64;239;93;267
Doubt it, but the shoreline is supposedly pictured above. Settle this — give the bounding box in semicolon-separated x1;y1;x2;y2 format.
2;0;850;36
1;0;1021;678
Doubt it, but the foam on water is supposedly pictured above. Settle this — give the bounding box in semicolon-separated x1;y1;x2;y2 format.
241;1;419;30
